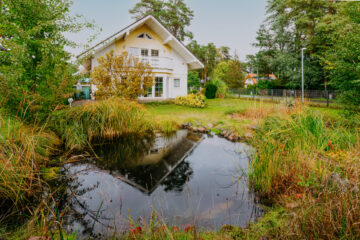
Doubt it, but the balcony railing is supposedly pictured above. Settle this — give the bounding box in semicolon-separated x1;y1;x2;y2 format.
139;56;174;70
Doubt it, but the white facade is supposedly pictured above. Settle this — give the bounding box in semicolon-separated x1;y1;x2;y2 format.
79;15;203;100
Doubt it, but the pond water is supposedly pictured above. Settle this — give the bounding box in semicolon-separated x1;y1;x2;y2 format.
60;130;262;238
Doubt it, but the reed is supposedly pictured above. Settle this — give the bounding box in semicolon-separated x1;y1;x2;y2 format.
51;97;155;150
249;108;360;239
0;116;60;216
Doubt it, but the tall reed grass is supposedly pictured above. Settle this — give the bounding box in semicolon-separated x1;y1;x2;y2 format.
51;98;155;150
0;116;60;215
249;108;360;239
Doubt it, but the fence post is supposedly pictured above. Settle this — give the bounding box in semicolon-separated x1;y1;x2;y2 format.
271;89;274;101
326;90;329;108
238;89;240;98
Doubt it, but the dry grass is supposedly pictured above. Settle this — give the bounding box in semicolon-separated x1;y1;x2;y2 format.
249;107;360;239
0;116;60;217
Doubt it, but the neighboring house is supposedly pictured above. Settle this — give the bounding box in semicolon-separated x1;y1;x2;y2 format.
78;15;204;100
245;73;277;88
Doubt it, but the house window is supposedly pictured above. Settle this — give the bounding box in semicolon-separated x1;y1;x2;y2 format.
144;87;152;97
174;79;180;88
137;33;153;39
141;49;148;57
155;77;163;97
129;47;139;56
151;49;159;57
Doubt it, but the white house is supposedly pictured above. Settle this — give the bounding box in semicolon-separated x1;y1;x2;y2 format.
77;15;204;100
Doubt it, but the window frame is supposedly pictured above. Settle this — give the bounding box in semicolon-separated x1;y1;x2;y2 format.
129;47;139;56
174;79;180;88
141;48;149;57
151;49;159;57
155;77;163;97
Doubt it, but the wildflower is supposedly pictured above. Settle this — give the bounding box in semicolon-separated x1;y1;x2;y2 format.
130;226;142;235
184;225;195;232
171;226;180;232
327;140;333;149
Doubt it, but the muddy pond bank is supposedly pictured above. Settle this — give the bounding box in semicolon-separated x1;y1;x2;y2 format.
59;130;262;238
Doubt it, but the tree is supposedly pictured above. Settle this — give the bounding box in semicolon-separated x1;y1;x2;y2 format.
224;57;245;89
188;71;201;88
248;0;335;90
213;56;245;89
187;40;217;84
91;50;154;100
129;0;194;41
0;0;93;121
320;2;360;113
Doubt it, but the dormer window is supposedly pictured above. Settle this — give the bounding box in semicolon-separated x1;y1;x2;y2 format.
137;33;152;39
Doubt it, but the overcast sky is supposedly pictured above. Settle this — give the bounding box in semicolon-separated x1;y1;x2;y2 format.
68;0;268;61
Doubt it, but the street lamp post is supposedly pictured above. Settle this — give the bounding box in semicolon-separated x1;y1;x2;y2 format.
301;48;307;103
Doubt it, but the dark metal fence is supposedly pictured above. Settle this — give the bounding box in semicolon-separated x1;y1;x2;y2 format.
228;89;339;107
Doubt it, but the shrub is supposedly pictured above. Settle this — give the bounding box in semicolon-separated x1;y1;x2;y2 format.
51;97;154;150
190;89;199;94
205;83;218;99
211;78;228;98
175;94;206;108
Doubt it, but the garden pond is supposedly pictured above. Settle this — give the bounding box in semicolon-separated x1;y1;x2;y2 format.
59;130;262;238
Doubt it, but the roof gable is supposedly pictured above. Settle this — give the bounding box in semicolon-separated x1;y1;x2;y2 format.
78;15;204;70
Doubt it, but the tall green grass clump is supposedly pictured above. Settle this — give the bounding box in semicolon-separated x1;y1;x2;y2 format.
249;109;360;239
250;110;357;197
51;98;154;150
0;116;60;214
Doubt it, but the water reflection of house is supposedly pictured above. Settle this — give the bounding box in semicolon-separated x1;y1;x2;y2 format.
245;73;277;88
99;130;202;195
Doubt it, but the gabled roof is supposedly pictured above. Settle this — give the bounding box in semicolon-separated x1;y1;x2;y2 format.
78;15;204;70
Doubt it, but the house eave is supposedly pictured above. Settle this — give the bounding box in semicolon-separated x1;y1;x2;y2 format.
77;15;204;70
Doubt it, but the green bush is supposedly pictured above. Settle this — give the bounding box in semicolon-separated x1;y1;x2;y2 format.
175;94;206;108
205;83;218;99
190;89;199;94
211;78;228;98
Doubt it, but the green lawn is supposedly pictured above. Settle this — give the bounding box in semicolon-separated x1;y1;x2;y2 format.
145;98;341;135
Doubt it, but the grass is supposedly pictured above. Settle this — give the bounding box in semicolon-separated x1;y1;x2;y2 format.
146;98;278;136
249;108;360;239
51;97;156;151
0;116;60;208
0;114;63;238
2;97;358;239
146;98;338;135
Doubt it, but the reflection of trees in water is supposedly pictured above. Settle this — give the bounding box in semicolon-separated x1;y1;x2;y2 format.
161;160;193;192
56;169;117;238
92;135;155;171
